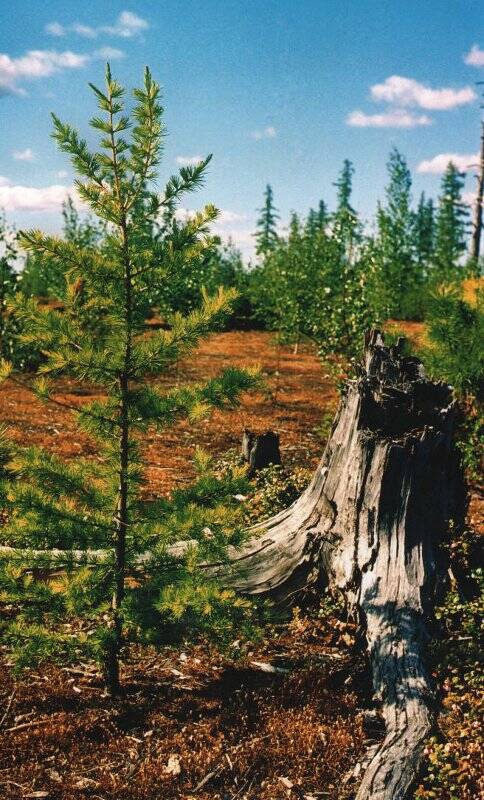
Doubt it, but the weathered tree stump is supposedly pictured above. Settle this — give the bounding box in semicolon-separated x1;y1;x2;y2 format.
209;330;466;799
241;429;281;476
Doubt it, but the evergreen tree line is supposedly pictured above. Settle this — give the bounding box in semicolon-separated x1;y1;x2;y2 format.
249;149;479;361
1;146;479;372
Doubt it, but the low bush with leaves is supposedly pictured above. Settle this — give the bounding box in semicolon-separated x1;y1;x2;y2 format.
246;463;312;522
215;450;312;524
415;568;483;800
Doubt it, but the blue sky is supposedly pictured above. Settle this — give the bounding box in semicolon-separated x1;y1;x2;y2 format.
1;0;483;257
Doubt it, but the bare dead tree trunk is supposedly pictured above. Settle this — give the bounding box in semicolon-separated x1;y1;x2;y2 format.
470;119;484;265
209;330;465;800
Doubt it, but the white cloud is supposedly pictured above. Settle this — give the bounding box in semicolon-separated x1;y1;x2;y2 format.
347;108;432;128
12;147;35;161
56;170;69;179
45;11;149;40
0;179;76;212
71;23;97;39
417;152;479;174
45;22;65;37
464;45;484;67
103;10;149;38
174;206;253;256
0;49;89;95
175;206;247;228
94;47;125;60
0;46;124;96
250;126;277;140
176;155;204;166
370;75;476;110
216;210;247;225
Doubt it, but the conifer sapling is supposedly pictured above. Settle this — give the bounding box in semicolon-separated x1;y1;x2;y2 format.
0;65;260;695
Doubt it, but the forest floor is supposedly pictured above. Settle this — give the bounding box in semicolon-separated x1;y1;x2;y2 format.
0;330;482;800
0;330;338;497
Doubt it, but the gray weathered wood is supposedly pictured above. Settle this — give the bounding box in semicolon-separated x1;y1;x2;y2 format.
207;330;464;799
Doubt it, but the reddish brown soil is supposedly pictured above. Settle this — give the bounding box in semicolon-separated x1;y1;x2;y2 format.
0;619;367;800
0;332;338;497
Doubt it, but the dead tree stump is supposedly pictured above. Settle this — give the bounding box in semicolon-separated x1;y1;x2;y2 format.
211;330;466;799
241;429;281;476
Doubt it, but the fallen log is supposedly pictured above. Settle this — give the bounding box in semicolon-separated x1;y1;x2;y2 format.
0;330;466;799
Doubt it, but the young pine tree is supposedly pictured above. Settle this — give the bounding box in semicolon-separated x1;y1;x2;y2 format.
433;162;469;283
0;65;259;695
254;184;279;258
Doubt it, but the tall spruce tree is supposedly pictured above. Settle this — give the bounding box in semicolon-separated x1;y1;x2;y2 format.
433;161;469;282
255;183;279;258
317;199;328;230
0;65;259;695
373;148;419;318
306;200;328;236
414;191;435;269
332;159;360;258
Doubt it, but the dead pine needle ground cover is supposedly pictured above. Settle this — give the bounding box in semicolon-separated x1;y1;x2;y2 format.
0;618;366;800
0;331;338;498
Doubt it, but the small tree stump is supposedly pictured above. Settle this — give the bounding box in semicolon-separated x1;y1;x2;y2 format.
241;429;282;476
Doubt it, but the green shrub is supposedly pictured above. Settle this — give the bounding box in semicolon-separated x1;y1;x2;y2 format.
416;569;483;800
419;284;483;484
245;463;312;523
421;285;483;400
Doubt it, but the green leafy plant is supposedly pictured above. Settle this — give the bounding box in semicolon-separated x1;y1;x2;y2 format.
244;463;312;523
249;165;374;364
415;569;483;800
